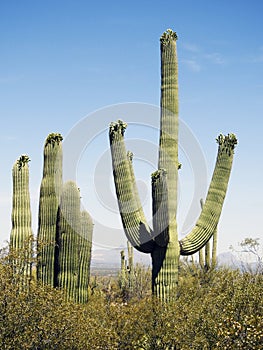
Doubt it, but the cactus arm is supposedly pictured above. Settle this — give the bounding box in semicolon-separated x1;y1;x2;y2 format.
180;134;237;255
109;120;154;253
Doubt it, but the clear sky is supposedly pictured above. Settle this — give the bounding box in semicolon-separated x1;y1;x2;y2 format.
0;0;262;254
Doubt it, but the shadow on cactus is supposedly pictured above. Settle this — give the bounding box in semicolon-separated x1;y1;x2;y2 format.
109;29;237;302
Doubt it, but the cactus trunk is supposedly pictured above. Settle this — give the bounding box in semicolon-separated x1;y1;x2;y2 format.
10;155;33;287
37;133;63;286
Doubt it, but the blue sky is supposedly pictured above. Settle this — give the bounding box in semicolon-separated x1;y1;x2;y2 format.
0;0;263;254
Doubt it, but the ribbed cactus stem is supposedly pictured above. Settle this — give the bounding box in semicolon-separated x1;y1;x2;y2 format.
211;227;218;269
159;29;179;221
37;133;63;286
152;169;169;246
10;155;33;286
77;210;93;303
57;181;80;302
151;242;179;301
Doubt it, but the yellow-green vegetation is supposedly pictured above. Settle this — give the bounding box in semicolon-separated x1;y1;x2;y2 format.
0;249;262;349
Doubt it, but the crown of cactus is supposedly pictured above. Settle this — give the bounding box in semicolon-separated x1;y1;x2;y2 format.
37;133;63;286
109;29;237;301
10;155;33;285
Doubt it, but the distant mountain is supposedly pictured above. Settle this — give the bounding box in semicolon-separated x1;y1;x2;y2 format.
91;248;261;273
91;247;151;269
217;252;242;269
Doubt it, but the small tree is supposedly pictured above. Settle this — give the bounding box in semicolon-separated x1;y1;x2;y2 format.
230;237;263;274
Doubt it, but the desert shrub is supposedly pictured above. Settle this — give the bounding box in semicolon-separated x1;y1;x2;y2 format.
1;253;262;349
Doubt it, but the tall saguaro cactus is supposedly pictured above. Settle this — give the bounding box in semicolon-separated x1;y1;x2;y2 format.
57;182;93;303
10;155;33;284
109;29;237;301
37;133;63;286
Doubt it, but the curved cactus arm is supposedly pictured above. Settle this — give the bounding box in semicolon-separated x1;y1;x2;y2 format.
109;120;154;253
180;133;237;255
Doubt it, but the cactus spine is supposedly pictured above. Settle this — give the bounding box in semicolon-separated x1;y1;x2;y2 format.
109;29;237;302
10;155;33;285
37;133;63;286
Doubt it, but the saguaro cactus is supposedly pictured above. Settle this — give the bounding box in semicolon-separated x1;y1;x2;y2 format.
198;198;218;271
57;181;94;302
10;155;33;284
37;133;63;286
77;210;93;303
109;29;237;301
57;181;80;301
